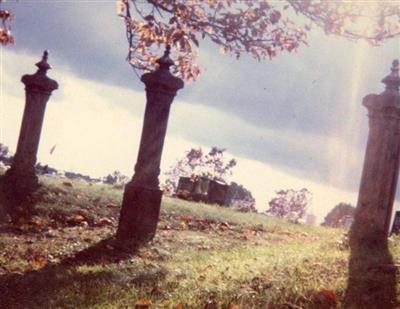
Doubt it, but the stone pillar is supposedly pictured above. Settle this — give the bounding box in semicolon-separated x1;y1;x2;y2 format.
350;59;400;244
116;47;184;243
345;60;400;308
4;51;58;199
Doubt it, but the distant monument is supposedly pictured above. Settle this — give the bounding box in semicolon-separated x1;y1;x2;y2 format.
175;176;255;211
305;213;316;226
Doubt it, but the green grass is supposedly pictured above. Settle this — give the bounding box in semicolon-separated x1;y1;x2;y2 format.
0;174;398;308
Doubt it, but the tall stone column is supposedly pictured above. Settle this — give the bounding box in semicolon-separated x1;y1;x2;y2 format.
350;59;400;243
4;51;58;203
117;47;184;243
345;60;399;308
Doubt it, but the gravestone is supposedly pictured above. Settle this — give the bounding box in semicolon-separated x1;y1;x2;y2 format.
305;213;316;226
176;176;194;199
192;177;210;202
208;180;229;206
341;215;354;231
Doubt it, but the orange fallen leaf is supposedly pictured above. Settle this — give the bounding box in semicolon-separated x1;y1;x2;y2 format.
137;249;152;259
174;304;185;309
259;273;271;281
180;214;193;222
30;216;45;226
312;289;338;306
68;214;85;223
135;298;152;309
218;222;231;231
32;256;48;268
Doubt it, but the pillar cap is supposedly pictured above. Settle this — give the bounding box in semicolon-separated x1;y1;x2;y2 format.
21;50;59;94
141;46;184;94
382;59;399;93
363;60;400;112
156;45;174;70
35;50;52;72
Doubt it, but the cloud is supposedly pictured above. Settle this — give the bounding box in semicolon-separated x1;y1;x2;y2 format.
6;0;398;136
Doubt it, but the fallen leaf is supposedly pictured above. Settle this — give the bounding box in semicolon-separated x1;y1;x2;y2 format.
312;289;338;306
218;222;231;231
198;274;206;281
203;302;217;309
66;214;86;226
180;214;193;222
95;217;114;227
62;181;73;187
135;298;152;309
32;256;48;268
30;216;45;227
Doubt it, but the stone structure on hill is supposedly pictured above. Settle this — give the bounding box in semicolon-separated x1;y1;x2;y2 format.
176;176;256;212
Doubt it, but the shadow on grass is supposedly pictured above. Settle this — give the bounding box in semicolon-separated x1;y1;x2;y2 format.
62;237;139;266
0;237;152;308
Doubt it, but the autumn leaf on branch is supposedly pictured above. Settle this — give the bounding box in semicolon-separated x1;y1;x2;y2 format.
119;0;400;81
0;0;14;45
119;0;308;81
287;0;400;44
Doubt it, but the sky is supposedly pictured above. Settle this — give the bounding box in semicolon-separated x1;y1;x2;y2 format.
1;1;399;222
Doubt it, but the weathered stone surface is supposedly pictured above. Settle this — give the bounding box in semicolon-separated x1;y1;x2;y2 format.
208;180;229;206
192;177;210;202
117;47;183;243
351;59;400;241
176;176;195;199
346;60;399;309
391;211;400;234
117;184;163;243
3;51;58;216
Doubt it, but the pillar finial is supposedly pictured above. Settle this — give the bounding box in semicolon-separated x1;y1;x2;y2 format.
35;50;51;72
382;59;400;92
156;45;174;70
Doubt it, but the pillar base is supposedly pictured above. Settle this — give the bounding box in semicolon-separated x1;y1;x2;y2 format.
2;168;39;220
116;182;162;244
4;168;39;194
345;209;397;308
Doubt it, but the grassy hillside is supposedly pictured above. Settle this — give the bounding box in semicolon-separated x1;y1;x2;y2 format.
0;175;399;308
